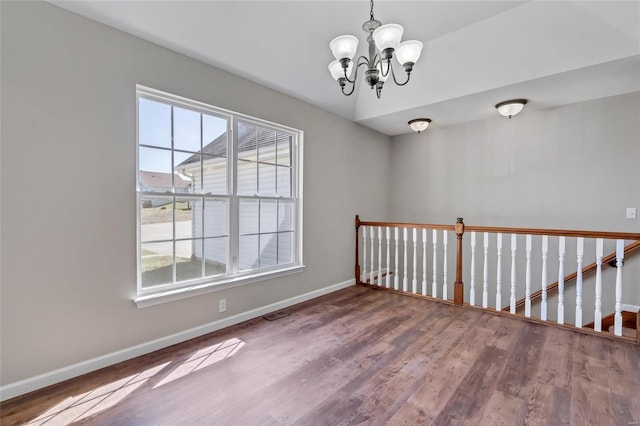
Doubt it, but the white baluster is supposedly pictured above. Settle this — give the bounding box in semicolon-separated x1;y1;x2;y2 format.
385;227;391;288
470;232;476;306
510;234;517;314
443;231;449;300
525;235;532;318
541;235;548;321
394;227;399;290
432;230;438;298
614;239;624;336
412;228;418;293
575;238;584;328
422;229;428;296
377;226;383;286
403;227;408;292
362;226;367;283
370;225;375;285
557;236;566;324
496;233;502;311
482;232;489;308
594;238;603;332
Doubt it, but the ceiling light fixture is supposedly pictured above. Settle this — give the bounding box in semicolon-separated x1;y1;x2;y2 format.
328;0;423;99
408;118;431;133
495;99;528;119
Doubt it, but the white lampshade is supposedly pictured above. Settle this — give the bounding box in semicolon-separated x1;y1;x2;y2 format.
328;60;353;80
372;23;404;52
408;118;431;133
377;62;389;82
495;99;527;118
395;40;423;65
330;35;359;60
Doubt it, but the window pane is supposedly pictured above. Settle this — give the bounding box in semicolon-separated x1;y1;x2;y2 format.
202;155;227;195
277;166;291;197
278;200;294;232
190;198;203;238
237;160;257;195
140;196;173;242
174;107;201;152
174;152;198;194
239;235;258;270
176;239;203;282
204;199;227;237
139;148;171;192
258;128;276;164
260;200;278;234
260;234;277;268
203;114;228;153
238;122;257;161
141;242;173;287
139;98;171;148
239;199;258;235
277;133;291;166
175;197;198;239
204;237;228;277
258;163;276;196
278;232;294;265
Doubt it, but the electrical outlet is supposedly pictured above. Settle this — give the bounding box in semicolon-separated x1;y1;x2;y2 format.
627;207;636;219
219;299;227;312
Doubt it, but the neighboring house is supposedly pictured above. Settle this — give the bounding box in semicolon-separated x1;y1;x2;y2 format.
139;170;193;206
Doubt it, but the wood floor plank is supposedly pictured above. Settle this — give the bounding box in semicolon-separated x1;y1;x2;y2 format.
534;326;575;390
1;286;637;426
570;377;615;426
523;382;571;426
496;324;546;400
432;346;509;425
476;390;527;426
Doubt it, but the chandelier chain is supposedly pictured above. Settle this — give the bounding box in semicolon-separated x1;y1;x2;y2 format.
370;0;375;21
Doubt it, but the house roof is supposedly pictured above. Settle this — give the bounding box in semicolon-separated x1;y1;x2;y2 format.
177;124;283;167
139;171;191;189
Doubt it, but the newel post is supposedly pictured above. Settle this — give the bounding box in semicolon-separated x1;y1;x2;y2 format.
355;215;361;284
454;217;465;305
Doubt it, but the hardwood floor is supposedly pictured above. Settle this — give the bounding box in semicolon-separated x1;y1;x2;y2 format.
2;286;639;425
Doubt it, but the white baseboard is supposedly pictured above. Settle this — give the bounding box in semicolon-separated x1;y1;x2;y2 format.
622;303;640;312
0;279;355;402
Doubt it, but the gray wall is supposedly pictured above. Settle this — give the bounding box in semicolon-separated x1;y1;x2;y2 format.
390;92;640;231
389;92;640;312
0;1;391;386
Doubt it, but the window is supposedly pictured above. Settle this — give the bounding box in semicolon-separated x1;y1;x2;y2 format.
136;86;302;303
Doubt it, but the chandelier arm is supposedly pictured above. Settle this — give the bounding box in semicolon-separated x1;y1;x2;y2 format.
343;57;371;84
341;80;357;96
390;62;412;86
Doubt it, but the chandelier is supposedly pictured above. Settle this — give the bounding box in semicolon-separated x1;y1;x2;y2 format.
328;0;423;98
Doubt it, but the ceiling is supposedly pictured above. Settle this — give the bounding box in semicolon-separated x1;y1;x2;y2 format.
50;1;640;136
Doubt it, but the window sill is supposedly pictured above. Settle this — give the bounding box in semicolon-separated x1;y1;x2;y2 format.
134;265;306;308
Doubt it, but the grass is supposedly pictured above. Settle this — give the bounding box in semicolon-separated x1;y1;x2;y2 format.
141;201;193;225
141;254;227;286
141;254;189;272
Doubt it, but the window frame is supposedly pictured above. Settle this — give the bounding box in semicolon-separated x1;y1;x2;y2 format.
135;86;304;307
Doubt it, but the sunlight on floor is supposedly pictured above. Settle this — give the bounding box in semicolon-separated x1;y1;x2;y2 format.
27;362;170;425
25;337;245;425
153;337;244;389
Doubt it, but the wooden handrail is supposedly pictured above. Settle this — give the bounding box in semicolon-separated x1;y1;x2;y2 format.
359;221;455;231
359;219;640;240
504;240;640;312
464;225;640;240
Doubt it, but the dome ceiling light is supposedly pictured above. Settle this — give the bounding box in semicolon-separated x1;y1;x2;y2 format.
495;99;528;119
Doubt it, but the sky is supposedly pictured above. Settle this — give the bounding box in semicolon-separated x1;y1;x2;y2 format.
139;97;227;173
